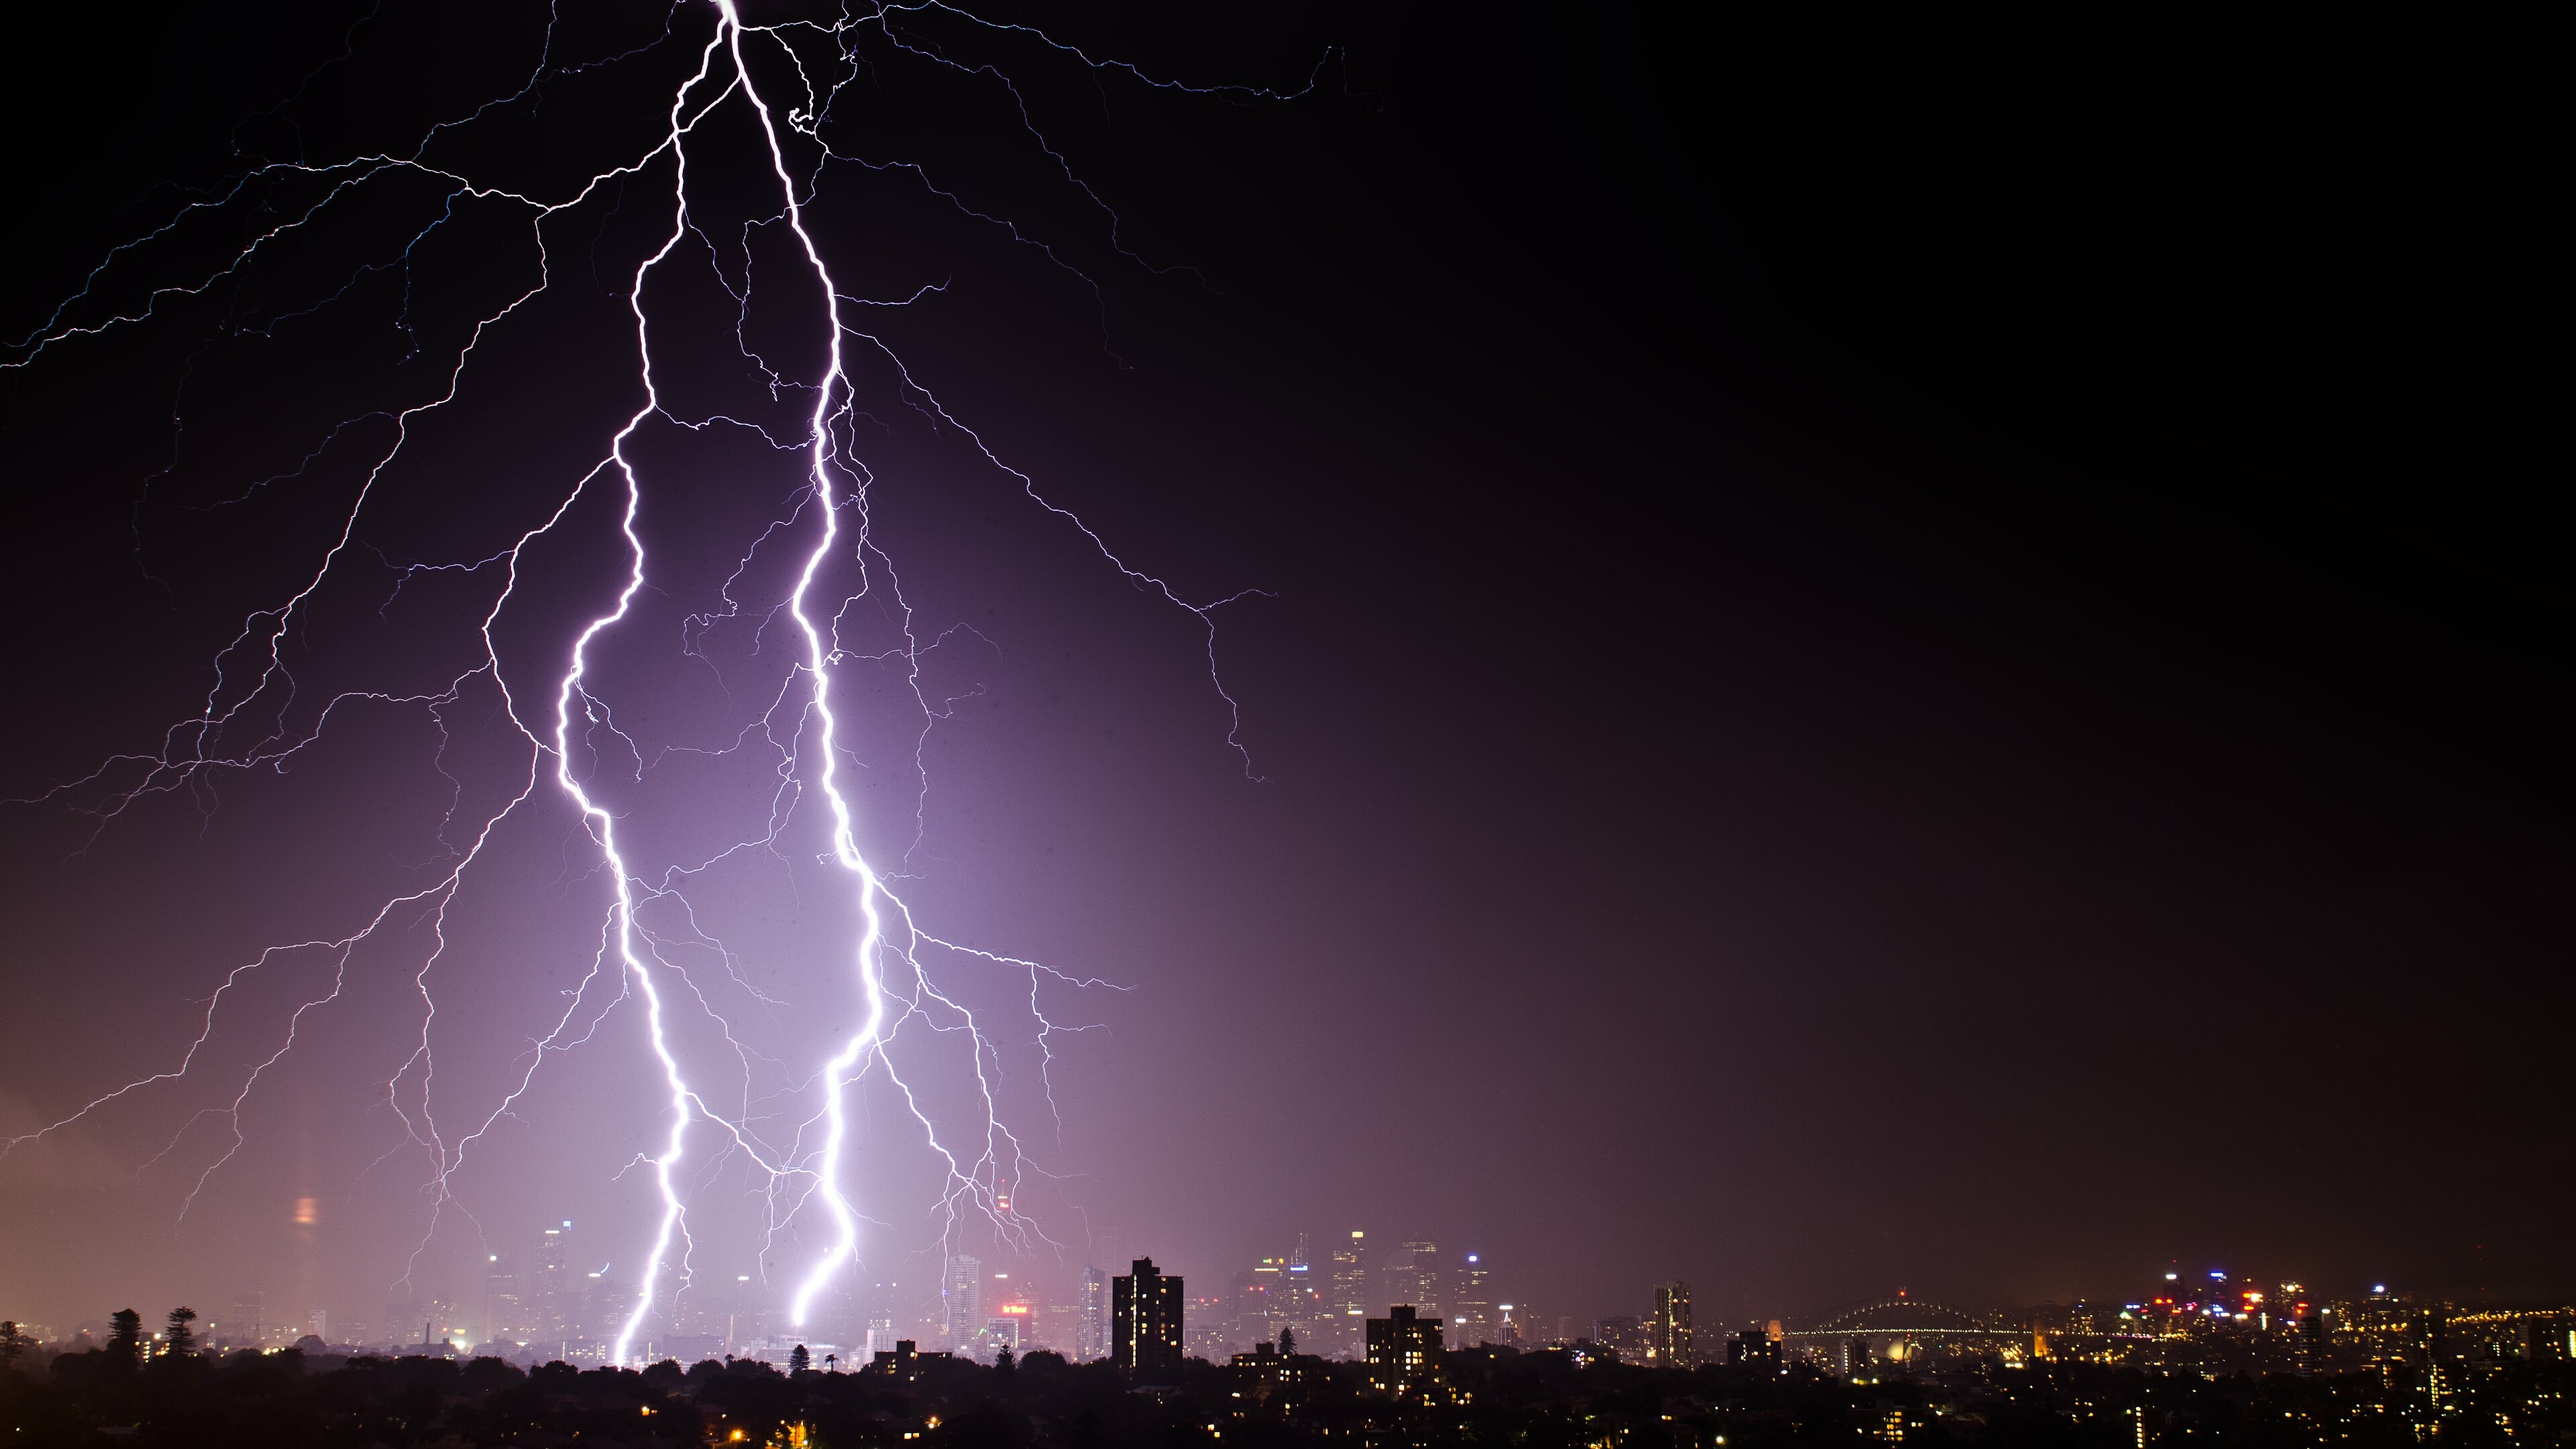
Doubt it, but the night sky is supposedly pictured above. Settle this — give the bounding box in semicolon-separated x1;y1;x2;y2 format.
0;1;2565;1345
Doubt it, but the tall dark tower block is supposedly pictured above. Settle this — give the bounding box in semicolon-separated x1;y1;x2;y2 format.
1112;1258;1184;1379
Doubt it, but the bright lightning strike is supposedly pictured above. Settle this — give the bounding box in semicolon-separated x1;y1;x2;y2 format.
1;0;1309;1364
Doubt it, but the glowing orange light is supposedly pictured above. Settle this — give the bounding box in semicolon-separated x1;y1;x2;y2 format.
292;1196;319;1226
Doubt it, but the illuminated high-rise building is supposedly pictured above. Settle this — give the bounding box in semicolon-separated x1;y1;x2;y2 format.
942;1255;984;1352
578;1271;621;1352
2420;1305;2455;1409
1112;1258;1184;1379
1330;1232;1368;1354
1282;1234;1321;1346
483;1252;522;1346
1396;1242;1442;1320
1366;1303;1444;1403
1452;1253;1493;1346
1650;1282;1692;1366
533;1220;577;1352
998;1289;1036;1352
1076;1265;1110;1361
1235;1256;1287;1352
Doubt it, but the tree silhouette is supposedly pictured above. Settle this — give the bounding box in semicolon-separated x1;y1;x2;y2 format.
994;1342;1016;1375
164;1307;198;1358
107;1309;142;1366
0;1320;28;1368
788;1343;810;1375
1279;1325;1298;1356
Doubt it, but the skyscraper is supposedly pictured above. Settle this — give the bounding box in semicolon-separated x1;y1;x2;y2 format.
1076;1265;1110;1362
483;1252;521;1346
1650;1282;1693;1366
1111;1258;1183;1379
943;1254;984;1353
1366;1304;1444;1403
1235;1256;1287;1353
1282;1234;1321;1347
533;1220;576;1352
1452;1253;1493;1346
2420;1305;2455;1409
1330;1232;1368;1355
1397;1242;1442;1320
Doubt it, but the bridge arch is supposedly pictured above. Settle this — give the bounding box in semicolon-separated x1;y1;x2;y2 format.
1809;1300;1985;1332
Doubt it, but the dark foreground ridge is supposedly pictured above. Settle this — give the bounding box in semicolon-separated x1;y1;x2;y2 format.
6;1339;2575;1449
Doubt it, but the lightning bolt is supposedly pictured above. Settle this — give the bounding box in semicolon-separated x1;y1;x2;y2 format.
2;0;1313;1363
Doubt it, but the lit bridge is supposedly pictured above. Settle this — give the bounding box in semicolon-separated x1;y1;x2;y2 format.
1776;1299;2021;1342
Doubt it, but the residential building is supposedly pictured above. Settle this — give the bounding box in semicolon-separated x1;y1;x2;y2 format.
1112;1258;1184;1379
1366;1304;1444;1403
1651;1281;1693;1366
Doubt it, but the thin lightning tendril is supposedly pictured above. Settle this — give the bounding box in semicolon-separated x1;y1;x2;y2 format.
1;0;1304;1363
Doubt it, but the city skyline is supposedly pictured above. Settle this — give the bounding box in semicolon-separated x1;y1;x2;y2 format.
0;1218;2525;1375
3;1257;2557;1375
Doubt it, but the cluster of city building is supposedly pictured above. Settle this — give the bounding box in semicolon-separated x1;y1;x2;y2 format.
11;1278;2571;1449
9;1228;2570;1395
869;1233;1700;1382
0;1226;1690;1375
